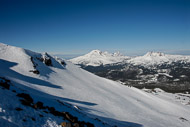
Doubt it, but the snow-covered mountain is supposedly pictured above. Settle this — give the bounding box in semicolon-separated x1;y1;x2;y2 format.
71;51;190;90
70;50;130;66
71;50;190;67
1;43;190;127
128;51;190;66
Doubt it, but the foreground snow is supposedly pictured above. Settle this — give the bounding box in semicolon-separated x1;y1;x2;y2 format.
0;43;190;127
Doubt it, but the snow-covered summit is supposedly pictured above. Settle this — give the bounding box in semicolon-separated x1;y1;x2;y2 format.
129;51;190;66
70;50;129;66
87;50;102;56
144;51;165;57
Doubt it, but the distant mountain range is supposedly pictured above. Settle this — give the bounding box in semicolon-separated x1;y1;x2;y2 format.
70;50;190;92
70;50;190;66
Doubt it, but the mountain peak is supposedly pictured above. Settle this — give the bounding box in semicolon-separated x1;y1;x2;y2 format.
70;50;129;66
88;50;102;55
87;50;123;57
113;51;123;56
144;51;165;57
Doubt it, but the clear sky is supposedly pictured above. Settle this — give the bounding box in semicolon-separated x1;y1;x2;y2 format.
0;0;190;57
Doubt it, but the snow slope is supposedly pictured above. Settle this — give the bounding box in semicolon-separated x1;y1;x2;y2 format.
70;50;129;66
1;43;190;127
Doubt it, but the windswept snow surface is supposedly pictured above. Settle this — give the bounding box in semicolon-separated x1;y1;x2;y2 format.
70;50;130;66
0;43;190;127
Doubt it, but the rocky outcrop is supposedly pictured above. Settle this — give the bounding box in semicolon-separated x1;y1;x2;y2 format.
61;122;71;127
0;77;10;89
16;92;95;127
29;56;40;74
42;53;52;66
17;93;34;106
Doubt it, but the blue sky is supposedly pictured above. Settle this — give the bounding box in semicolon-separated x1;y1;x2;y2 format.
0;0;190;57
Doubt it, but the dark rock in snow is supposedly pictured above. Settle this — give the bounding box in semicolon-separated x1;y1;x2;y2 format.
33;101;44;109
29;70;40;74
179;117;188;122
39;114;44;117
61;61;66;66
31;117;36;121
86;122;94;127
17;93;33;104
42;52;52;66
15;107;23;111
20;99;32;106
61;122;71;127
0;77;10;89
44;57;52;66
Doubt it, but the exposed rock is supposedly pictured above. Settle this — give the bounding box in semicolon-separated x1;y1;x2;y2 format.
44;57;52;66
65;112;77;122
31;117;36;121
15;92;94;127
48;107;55;112
47;107;63;116
36;57;44;62
29;70;40;74
33;101;44;109
17;93;33;103
179;117;188;122
42;53;52;66
61;60;66;66
86;122;94;127
0;77;10;89
61;122;71;127
15;107;23;111
36;53;53;66
17;93;33;106
22;119;26;122
39;114;44;117
30;56;37;68
43;111;48;113
12;90;16;92
20;99;32;106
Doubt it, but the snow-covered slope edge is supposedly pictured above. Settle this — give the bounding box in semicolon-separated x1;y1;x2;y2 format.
70;50;130;66
0;43;190;127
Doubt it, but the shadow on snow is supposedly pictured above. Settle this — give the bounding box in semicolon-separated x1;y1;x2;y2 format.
0;59;143;127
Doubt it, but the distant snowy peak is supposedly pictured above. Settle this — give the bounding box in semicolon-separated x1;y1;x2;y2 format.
113;51;123;57
70;50;129;66
144;51;165;57
129;51;190;66
86;50;123;57
86;50;102;56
